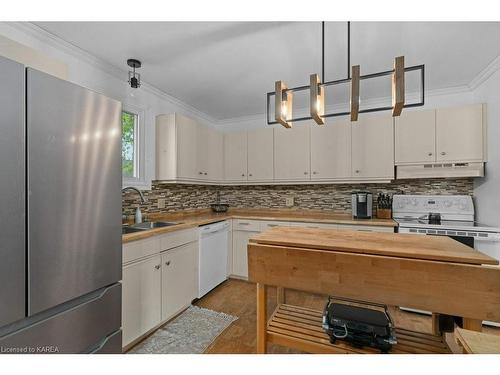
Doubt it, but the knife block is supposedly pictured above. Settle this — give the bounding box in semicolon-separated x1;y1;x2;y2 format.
377;208;392;219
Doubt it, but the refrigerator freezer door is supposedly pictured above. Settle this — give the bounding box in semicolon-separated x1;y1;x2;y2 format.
0;283;121;353
27;69;122;315
0;56;25;327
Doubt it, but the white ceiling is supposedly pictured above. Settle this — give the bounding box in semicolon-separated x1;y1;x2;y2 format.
34;22;500;120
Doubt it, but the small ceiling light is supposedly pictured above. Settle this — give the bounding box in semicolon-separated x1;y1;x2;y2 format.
127;59;142;89
275;80;293;128
310;74;325;125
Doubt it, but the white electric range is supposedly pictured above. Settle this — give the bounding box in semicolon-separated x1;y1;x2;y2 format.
392;194;500;327
393;194;500;245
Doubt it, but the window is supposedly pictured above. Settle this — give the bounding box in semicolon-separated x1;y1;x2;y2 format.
121;105;147;188
122;110;138;178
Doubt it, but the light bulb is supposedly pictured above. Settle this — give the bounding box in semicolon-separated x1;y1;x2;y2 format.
281;101;288;117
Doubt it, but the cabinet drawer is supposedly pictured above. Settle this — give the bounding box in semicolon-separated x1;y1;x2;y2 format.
289;222;338;230
123;237;160;264
233;219;261;231
260;221;290;231
337;224;394;233
159;228;197;251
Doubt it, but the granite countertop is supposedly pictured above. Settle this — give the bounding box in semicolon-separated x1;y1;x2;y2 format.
122;208;396;243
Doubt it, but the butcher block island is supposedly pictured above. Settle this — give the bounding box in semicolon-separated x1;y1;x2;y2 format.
248;227;500;354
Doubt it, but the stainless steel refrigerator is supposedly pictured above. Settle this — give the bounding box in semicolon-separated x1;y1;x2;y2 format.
0;56;122;353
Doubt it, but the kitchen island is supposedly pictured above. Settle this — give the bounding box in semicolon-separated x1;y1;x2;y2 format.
248;227;500;354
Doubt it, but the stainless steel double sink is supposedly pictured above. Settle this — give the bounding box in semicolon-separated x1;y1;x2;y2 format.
122;221;178;234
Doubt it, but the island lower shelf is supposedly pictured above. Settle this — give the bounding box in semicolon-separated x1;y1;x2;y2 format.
268;304;451;354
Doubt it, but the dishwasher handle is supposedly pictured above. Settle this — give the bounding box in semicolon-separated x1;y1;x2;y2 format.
200;221;230;235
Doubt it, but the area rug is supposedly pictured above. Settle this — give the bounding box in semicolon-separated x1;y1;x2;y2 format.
129;305;238;354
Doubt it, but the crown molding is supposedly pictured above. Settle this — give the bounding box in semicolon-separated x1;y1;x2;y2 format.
6;22;218;125
6;22;500;128
468;53;500;91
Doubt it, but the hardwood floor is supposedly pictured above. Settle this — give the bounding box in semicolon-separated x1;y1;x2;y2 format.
195;278;500;354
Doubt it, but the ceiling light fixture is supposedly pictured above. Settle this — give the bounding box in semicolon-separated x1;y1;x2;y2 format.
267;22;425;127
127;59;142;89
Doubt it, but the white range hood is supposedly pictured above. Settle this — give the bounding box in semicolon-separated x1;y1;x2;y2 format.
396;162;484;179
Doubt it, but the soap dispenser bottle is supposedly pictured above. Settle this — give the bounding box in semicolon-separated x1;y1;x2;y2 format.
135;207;143;224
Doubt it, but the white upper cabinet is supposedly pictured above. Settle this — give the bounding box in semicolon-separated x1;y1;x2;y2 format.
156;113;223;182
395;110;436;164
206;129;223;181
197;125;223;181
224;132;248;181
436;104;484;163
274;123;311;181
310;119;351;179
247;128;274;181
394;104;485;165
351;113;394;179
176;115;200;180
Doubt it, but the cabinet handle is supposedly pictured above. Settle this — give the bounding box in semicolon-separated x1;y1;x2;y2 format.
304;171;308;175
241;173;245;177
249;173;252;177
355;170;360;174
313;171;318;175
165;261;171;266
428;152;433;156
199;171;203;175
204;172;207;175
441;152;446;155
154;264;161;270
239;222;250;225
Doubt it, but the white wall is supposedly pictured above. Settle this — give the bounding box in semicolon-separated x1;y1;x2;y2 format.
0;22;218;190
472;68;500;260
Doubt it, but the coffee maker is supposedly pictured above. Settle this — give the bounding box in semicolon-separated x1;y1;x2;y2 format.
352;192;373;219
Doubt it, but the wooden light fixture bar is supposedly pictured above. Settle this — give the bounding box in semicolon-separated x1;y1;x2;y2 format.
267;22;425;126
350;65;360;122
310;74;325;125
275;80;293;128
392;56;405;117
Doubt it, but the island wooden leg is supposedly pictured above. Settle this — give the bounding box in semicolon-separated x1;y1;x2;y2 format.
277;287;286;305
431;313;441;335
256;283;267;354
463;318;482;332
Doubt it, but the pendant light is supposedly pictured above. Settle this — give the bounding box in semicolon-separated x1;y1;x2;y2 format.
267;22;425;127
127;59;142;89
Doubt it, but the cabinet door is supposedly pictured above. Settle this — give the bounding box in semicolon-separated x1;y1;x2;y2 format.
395;110;436;164
436;104;484;162
161;242;198;322
248;128;274;181
232;230;259;278
310;119;351;179
176;115;200;179
206;128;223;181
122;255;162;347
224;132;248;181
351;114;394;179
274;124;311;180
196;125;209;180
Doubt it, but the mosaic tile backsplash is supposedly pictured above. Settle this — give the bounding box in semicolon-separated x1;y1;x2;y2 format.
122;179;474;216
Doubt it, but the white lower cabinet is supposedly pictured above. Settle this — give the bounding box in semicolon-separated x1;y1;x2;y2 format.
232;229;260;279
161;242;198;321
122;229;198;348
122;255;162;347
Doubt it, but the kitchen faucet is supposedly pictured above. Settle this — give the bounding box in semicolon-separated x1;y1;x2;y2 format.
122;186;147;223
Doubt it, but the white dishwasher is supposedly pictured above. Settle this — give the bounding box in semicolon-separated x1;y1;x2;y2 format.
198;220;230;298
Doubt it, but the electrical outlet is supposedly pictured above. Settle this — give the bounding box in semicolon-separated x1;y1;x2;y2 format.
157;198;166;209
285;197;294;207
